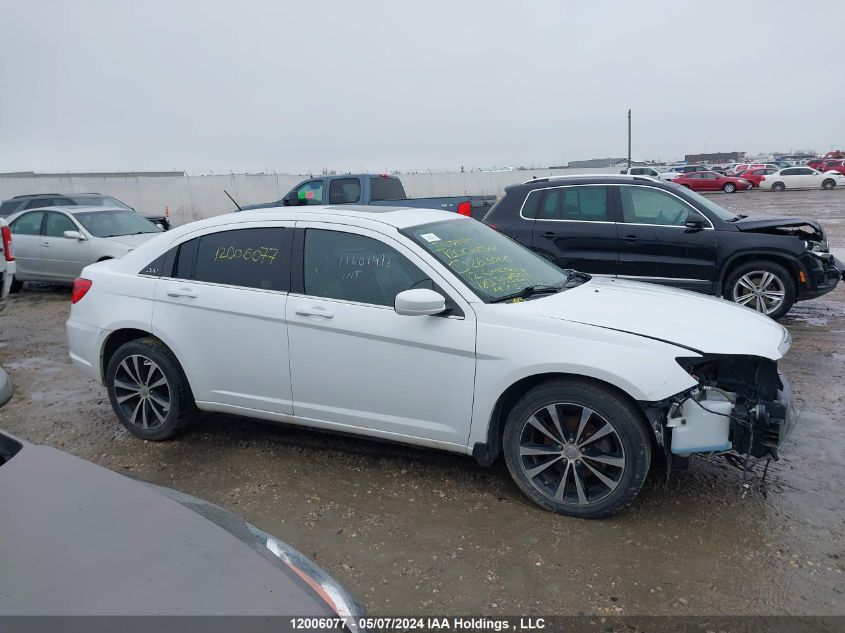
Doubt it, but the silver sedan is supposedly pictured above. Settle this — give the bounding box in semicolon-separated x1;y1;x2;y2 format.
5;206;162;290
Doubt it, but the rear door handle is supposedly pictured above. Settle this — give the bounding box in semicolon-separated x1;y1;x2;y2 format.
166;287;198;298
41;241;51;247
541;231;556;239
623;235;638;242
295;304;334;318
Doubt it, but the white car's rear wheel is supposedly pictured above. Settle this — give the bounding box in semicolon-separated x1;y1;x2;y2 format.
106;337;197;440
772;182;786;192
503;379;651;519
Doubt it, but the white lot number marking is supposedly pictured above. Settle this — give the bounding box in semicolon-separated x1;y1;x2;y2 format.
420;233;441;243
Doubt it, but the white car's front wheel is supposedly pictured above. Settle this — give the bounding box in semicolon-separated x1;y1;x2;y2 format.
503;379;651;519
822;178;836;190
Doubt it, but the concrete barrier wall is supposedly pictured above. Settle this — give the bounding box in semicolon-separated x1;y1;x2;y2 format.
0;166;620;227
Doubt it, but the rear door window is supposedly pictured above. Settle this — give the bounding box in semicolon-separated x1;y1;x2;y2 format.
10;211;44;235
538;187;610;221
328;178;362;204
370;177;406;201
192;228;292;291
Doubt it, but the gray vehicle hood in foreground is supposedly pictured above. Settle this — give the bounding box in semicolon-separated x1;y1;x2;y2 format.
0;432;335;615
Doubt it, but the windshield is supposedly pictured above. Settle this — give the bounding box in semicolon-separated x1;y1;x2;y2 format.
69;196;133;210
403;219;575;302
75;210;161;237
663;182;738;221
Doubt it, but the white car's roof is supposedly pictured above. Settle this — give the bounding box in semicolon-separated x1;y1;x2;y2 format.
190;205;462;233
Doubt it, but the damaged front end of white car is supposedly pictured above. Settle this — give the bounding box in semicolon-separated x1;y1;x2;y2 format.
642;330;796;481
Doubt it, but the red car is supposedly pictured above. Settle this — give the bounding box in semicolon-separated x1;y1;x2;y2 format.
739;167;779;187
820;159;845;175
671;171;752;193
807;158;828;170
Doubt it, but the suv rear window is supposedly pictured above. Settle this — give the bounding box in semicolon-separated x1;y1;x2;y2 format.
370;177;406;201
537;187;610;222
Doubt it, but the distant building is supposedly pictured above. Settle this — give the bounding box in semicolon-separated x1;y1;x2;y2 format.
684;152;745;164
567;157;628;168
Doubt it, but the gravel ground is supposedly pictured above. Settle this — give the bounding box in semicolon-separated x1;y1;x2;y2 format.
1;188;843;616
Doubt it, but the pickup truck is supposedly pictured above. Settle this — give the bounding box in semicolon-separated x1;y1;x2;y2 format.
238;174;496;220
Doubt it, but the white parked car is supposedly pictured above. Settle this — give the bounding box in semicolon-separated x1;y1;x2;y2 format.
619;166;676;181
66;206;795;518
5;206;162;291
758;167;844;191
0;218;14;300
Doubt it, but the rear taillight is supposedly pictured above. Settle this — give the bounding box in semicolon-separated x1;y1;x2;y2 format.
71;278;93;304
1;225;13;261
457;201;472;216
760;176;766;181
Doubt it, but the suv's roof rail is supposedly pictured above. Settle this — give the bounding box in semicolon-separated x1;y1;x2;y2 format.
13;193;61;198
521;174;661;185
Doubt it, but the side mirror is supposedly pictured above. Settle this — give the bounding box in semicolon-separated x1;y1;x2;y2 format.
63;230;86;240
394;288;446;316
685;213;706;230
283;193;304;207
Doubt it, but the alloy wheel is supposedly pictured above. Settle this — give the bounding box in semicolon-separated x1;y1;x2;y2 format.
732;270;786;315
113;354;171;430
518;403;626;506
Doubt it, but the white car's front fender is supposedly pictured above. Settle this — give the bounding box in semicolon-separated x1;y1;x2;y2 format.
466;319;699;451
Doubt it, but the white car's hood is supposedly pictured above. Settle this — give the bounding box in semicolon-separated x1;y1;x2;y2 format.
101;233;160;248
518;277;789;359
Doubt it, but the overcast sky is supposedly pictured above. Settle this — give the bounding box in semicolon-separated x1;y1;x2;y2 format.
1;1;842;173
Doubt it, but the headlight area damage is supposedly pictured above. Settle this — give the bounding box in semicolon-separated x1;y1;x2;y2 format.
642;355;797;475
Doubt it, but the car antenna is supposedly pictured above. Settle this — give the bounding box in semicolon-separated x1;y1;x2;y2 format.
224;190;242;211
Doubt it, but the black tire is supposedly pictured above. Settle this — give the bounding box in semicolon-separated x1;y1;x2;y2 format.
503;379;651;519
105;337;197;440
723;259;796;320
9;277;23;293
723;182;736;193
822;178;836;190
772;182;786;192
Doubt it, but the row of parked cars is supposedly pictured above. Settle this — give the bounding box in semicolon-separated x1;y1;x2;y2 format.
624;161;845;193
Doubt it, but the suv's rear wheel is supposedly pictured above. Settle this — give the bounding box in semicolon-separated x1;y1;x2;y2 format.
9;277;22;293
106;337;197;440
503;379;651;519
724;260;796;320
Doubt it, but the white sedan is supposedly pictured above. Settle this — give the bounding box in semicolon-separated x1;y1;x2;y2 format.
67;206;794;518
5;206;162;291
759;167;844;191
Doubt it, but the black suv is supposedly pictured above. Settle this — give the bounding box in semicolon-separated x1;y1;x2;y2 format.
482;175;842;319
0;193;170;230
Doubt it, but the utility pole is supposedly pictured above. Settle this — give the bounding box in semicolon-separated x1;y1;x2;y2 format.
627;109;632;170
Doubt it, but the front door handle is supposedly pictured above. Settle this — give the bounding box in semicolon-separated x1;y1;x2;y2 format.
166;287;198;298
295;304;334;318
623;235;638;242
41;241;51;247
541;231;556;239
